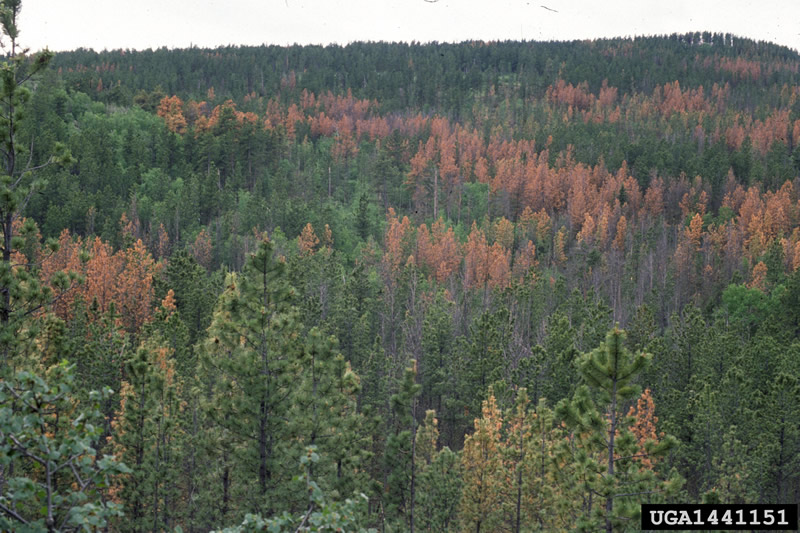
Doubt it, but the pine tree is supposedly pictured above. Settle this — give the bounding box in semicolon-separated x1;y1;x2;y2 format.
293;328;370;501
460;308;509;427
416;446;462;532
415;410;462;532
459;390;503;533
157;95;188;134
542;311;580;403
327;262;379;405
142;290;192;378
684;383;725;496
526;398;573;530
355;192;371;241
702;428;758;505
419;290;455;437
0;5;126;530
627;388;661;470
384;360;421;530
298;222;319;255
198;239;303;518
112;339;183;533
65;299;128;421
0;0;71;371
556;328;682;532
198;238;370;524
287;228;339;330
160;248;215;346
757;372;800;503
501;388;533;533
213;446;375;533
414;410;439;471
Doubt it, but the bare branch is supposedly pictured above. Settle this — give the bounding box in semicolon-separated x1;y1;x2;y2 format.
294;505;314;533
68;461;90;491
7;433;48;466
0;501;30;524
613;452;653;462
21;158;55;177
25;136;33;171
612;490;662;498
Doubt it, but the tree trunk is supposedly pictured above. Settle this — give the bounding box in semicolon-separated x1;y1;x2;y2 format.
222;457;230;519
515;465;523;533
433;167;438;220
606;373;618;533
409;397;417;533
259;399;269;502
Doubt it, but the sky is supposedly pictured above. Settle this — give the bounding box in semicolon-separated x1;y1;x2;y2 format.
16;0;800;54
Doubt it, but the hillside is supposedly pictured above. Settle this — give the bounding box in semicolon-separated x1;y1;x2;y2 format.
2;31;800;530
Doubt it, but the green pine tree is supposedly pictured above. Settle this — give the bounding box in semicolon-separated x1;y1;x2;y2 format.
420;290;457;443
415;410;462;533
757;371;800;503
159;248;216;346
112;336;184;533
384;360;422;531
292;328;371;501
198;239;303;519
0;0;71;373
556;328;682;532
199;238;371;524
459;307;509;434
542;311;580;403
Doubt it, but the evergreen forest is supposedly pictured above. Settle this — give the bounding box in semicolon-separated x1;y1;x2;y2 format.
2;2;800;529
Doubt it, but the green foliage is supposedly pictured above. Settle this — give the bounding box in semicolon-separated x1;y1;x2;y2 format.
113;337;185;533
214;447;375;533
755;372;800;503
415;446;462;532
384;361;422;528
0;7;131;529
702;428;758;504
0;23;66;368
66;300;127;412
556;328;683;532
159;248;216;347
198;239;304;519
460;307;509;423
198;239;370;526
355;192;372;241
721;283;773;335
294;328;372;501
0;362;130;531
578;328;649;405
541;312;579;403
419;290;457;435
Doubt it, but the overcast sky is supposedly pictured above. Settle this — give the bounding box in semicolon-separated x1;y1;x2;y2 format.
16;0;800;54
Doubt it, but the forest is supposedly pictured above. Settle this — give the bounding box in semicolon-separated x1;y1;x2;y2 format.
1;0;800;529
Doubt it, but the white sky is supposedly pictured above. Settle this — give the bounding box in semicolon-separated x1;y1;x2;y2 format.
15;0;800;54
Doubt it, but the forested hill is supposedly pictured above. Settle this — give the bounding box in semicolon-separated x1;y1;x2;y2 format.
26;32;800;319
52;34;800;114
3;30;800;530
